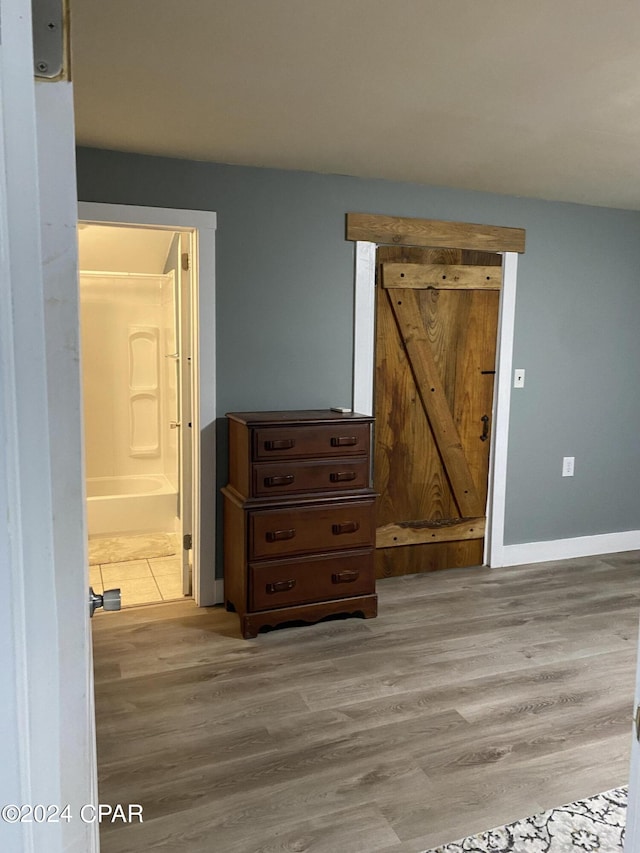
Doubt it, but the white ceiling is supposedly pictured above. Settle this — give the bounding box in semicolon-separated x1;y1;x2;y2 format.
71;0;640;209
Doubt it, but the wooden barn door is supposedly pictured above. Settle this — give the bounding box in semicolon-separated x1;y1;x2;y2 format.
374;245;502;578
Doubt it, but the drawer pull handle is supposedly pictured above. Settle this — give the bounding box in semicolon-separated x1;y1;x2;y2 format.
332;570;360;584
332;521;360;535
331;436;358;447
266;579;296;594
266;528;296;542
264;474;295;487
264;439;295;451
330;471;357;483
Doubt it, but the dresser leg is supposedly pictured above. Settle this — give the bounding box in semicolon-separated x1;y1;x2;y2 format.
361;596;378;619
241;616;258;639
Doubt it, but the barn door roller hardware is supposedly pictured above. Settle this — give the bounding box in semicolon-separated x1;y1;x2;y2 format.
32;0;67;79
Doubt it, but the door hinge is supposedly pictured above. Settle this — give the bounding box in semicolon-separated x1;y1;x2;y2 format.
635;705;640;741
183;533;192;551
181;252;190;272
33;0;67;79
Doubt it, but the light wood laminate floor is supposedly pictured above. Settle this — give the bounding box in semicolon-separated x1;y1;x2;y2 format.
92;552;640;852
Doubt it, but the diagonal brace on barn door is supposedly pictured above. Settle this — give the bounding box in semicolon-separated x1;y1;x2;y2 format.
388;289;484;518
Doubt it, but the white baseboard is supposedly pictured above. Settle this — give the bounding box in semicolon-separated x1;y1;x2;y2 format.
494;530;640;567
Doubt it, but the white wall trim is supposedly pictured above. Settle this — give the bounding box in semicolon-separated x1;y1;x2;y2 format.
78;202;217;233
351;242;519;565
1;1;99;848
502;530;640;567
485;251;518;567
40;83;100;852
352;241;377;416
78;202;219;605
0;7;52;848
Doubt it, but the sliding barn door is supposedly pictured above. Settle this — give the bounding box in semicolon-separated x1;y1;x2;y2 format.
374;246;502;578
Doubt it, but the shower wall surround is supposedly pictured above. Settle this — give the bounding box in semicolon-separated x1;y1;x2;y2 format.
128;325;160;457
80;271;178;484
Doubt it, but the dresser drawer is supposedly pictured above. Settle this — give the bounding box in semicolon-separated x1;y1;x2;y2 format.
250;499;375;559
249;549;374;611
253;423;370;461
252;457;370;497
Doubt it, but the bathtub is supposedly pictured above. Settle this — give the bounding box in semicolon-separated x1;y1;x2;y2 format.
86;474;178;537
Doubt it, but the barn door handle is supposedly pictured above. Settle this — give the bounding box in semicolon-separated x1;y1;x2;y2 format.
480;415;490;442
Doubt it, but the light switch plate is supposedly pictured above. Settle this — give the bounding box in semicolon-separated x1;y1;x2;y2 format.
514;368;525;388
562;456;575;477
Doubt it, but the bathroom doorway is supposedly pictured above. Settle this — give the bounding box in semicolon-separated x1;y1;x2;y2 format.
78;220;196;607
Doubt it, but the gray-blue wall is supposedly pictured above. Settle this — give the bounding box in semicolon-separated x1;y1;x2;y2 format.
76;147;640;559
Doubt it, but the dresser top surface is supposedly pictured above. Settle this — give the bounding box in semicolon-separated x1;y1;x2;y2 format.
226;410;374;427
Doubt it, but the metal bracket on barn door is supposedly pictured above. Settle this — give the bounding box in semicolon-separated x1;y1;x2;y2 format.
32;0;67;79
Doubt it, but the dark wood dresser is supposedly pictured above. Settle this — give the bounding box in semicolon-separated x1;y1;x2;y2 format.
222;410;377;638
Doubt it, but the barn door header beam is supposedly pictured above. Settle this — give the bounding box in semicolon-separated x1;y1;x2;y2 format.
346;213;526;254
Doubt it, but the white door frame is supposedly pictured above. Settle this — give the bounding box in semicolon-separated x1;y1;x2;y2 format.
351;241;518;567
1;0;98;850
78;202;219;606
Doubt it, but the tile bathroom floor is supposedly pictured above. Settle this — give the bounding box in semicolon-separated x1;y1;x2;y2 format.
90;555;185;607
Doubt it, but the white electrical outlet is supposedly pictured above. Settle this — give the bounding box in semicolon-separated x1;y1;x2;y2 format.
562;456;575;477
514;368;525;388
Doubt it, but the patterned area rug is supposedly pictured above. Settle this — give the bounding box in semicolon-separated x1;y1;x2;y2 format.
422;787;627;852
